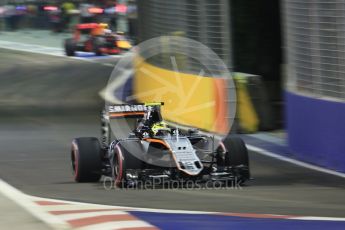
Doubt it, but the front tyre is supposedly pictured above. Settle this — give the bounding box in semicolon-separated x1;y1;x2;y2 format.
71;137;102;182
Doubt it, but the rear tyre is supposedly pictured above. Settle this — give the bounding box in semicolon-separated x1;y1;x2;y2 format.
217;136;250;182
71;137;102;182
64;38;76;56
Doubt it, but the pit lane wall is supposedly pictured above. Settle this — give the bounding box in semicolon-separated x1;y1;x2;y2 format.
286;91;345;173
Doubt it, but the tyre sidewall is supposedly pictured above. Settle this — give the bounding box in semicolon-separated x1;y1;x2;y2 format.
71;137;102;182
113;143;126;187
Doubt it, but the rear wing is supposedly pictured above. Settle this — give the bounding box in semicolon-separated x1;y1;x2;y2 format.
107;102;163;116
108;104;147;119
105;103;163;140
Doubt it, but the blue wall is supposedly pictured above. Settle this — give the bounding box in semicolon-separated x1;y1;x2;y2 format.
286;91;345;173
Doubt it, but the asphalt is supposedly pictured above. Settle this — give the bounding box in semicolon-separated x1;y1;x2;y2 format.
0;48;344;218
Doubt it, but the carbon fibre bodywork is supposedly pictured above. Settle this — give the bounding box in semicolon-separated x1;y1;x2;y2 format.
96;104;250;184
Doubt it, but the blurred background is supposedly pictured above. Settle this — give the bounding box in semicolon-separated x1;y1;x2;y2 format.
0;0;133;33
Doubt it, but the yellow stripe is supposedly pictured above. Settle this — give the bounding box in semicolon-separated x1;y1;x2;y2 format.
234;73;259;133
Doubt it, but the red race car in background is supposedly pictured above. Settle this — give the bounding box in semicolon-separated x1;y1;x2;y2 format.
64;23;132;56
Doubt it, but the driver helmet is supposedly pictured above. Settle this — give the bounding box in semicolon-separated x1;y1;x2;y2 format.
99;23;109;29
145;106;162;125
151;121;171;136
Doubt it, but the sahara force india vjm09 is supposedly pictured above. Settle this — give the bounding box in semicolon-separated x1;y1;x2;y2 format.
70;103;250;187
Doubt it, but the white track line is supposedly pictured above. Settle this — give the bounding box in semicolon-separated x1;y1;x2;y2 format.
57;211;128;221
246;144;345;178
31;195;136;210
75;220;154;230
290;216;345;221
0;40;119;67
33;195;212;214
0;179;70;229
102;63;116;67
40;204;129;212
0;41;65;57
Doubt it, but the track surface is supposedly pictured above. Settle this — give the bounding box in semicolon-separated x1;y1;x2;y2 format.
0;49;344;218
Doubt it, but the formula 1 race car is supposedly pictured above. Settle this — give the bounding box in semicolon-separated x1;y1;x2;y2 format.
70;103;250;187
64;23;132;56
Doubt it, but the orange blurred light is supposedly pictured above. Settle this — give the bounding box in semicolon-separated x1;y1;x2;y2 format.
88;7;104;14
